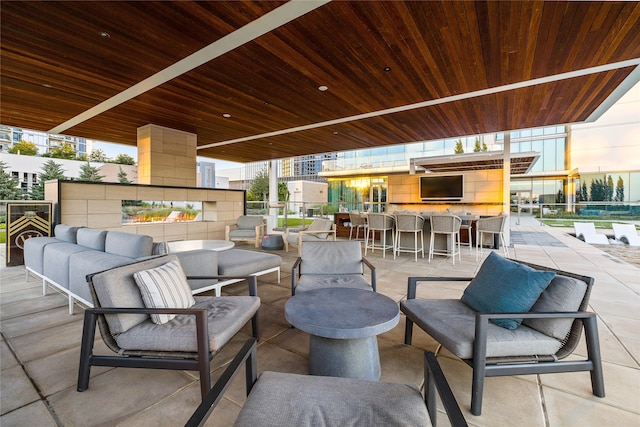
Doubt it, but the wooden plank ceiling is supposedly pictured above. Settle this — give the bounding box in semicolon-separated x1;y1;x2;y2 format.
2;1;640;163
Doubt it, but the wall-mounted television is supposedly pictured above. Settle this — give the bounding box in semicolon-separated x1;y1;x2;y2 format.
419;174;464;200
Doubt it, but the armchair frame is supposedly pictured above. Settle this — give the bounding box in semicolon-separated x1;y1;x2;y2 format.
284;223;337;255
402;260;604;415
291;254;376;295
78;273;259;400
186;338;468;427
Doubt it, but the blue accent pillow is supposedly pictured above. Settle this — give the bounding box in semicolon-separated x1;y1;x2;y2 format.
461;252;556;329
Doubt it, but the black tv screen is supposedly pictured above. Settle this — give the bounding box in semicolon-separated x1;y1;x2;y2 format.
419;175;464;200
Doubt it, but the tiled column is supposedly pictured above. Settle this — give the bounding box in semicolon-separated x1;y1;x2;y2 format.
137;124;197;187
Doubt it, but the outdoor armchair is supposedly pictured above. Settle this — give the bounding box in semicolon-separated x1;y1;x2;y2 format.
77;255;260;400
291;240;375;296
225;215;267;248
284;218;336;255
186;338;468;427
400;254;604;415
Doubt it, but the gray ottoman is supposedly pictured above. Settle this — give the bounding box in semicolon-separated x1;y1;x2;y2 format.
261;234;284;250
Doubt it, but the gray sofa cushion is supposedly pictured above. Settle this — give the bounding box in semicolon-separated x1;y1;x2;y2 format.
43;242;93;289
300;241;364;275
91;256;181;334
68;250;134;304
522;275;587;340
76;228;107;251
173;249;220;291
105;231;153;259
24;237;61;275
400;299;562;359
114;295;260;352
54;224;81;243
296;274;372;293
234;371;429;427
229;229;260;239
217;249;281;276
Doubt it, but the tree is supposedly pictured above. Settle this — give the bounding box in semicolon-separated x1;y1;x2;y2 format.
114;153;136;165
482;141;488;152
78;162;104;182
615;176;625;202
278;182;289;202
89;149;108;162
473;137;481;152
0;161;23;200
454;139;464;154
8;140;38;156
580;181;588;202
606;175;614;202
47;143;77;159
29;160;66;200
247;168;270;201
118;166;132;184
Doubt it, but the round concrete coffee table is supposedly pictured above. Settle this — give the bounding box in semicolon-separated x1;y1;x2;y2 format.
285;287;399;381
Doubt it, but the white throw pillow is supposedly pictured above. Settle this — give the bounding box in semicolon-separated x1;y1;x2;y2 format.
133;260;195;324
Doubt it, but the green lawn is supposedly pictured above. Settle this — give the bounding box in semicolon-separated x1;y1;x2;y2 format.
540;219;639;229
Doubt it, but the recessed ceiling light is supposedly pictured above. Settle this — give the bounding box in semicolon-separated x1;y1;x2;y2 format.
383;66;391;72
333;131;339;135
318;85;328;91
99;31;111;38
264;101;270;106
222;113;231;118
42;84;52;88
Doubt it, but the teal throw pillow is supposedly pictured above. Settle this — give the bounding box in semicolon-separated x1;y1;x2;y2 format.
461;252;555;330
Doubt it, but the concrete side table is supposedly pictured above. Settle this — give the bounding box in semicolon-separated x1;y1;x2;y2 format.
285;287;399;381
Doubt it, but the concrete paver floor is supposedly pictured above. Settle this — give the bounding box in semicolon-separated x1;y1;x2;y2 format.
1;215;638;426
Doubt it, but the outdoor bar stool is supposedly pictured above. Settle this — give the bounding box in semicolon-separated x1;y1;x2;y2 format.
476;214;509;260
365;213;395;258
348;211;367;240
394;213;425;261
428;215;462;265
459;214;478;254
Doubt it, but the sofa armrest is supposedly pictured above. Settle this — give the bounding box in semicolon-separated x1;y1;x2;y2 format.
424;351;468;427
406;276;474;299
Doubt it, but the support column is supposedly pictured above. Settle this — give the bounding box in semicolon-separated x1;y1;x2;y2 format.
268;160;279;233
137;124;197;187
503;133;511;246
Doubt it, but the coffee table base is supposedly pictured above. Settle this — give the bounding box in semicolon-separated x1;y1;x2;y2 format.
309;335;381;381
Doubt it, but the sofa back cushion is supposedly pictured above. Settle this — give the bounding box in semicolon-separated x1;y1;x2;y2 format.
90;255;179;333
237;215;264;230
76;228;107;251
300;241;363;275
461;252;555;330
105;231;153;259
522;274;587;340
54;224;80;243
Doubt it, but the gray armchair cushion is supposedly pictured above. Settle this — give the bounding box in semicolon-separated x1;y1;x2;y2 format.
105;231;153;259
229;229;259;239
76;228;107;251
68;251;133;303
54;224;81;243
400;299;562;359
234;371;429;427
217;249;281;276
296;274;372;293
91;256;182;334
522;275;587;340
114;296;260;352
305;218;333;239
236;215;264;230
300;241;364;275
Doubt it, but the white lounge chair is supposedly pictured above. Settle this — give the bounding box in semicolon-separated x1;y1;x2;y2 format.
573;222;609;245
612;223;640;246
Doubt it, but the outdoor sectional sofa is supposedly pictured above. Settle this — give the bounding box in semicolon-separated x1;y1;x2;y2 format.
24;224;282;314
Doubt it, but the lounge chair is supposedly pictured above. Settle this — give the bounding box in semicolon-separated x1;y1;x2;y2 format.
612;223;640;246
573;222;609;245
